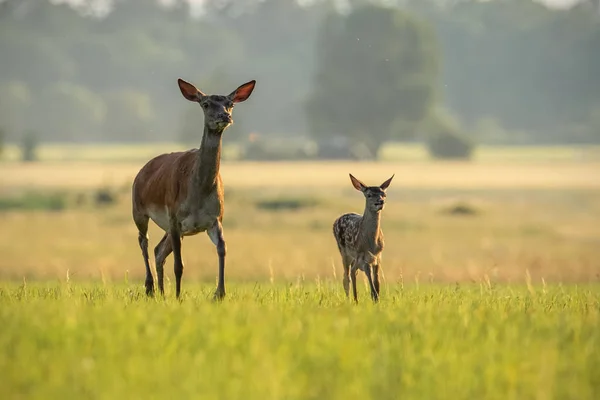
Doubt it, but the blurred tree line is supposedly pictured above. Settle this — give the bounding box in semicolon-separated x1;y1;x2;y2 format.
0;0;599;159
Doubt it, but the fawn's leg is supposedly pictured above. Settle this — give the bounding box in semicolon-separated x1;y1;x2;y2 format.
154;233;172;296
134;215;153;296
350;265;359;303
373;263;381;299
342;254;352;298
364;265;379;303
208;220;227;301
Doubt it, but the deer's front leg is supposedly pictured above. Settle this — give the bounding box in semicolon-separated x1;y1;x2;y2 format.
154;233;172;296
208;220;227;301
170;228;184;299
364;264;379;303
373;263;381;300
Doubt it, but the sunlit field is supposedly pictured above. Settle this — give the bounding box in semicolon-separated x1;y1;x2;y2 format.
2;141;600;163
1;283;598;399
1;146;599;398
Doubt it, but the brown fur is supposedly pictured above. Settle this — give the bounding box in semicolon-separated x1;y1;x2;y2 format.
131;78;256;300
133;150;198;215
333;173;394;303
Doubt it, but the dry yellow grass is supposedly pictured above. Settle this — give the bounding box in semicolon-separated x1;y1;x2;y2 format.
4;142;600;163
0;160;599;286
2;160;600;191
1;194;598;285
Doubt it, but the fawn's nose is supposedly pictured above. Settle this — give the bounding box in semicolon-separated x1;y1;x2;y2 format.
215;115;232;128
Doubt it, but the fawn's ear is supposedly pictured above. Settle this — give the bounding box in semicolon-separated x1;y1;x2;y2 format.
229;80;256;103
380;174;395;191
178;78;205;102
349;173;367;192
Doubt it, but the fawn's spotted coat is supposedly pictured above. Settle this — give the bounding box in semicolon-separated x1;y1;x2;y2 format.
333;173;394;302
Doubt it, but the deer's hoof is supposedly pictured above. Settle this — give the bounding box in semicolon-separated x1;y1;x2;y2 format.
145;282;154;297
213;289;226;302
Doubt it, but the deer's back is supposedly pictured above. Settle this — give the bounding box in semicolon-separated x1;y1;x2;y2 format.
132;149;198;215
333;213;362;252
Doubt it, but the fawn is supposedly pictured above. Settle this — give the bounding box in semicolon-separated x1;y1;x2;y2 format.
333;173;394;303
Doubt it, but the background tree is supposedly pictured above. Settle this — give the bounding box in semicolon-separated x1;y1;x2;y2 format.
0;127;4;158
306;5;439;158
203;0;331;137
30;82;106;142
0;0;599;151
404;0;600;143
422;106;473;160
0;81;31;141
102;89;156;142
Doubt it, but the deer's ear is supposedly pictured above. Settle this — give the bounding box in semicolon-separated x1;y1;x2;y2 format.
229;80;256;103
178;78;204;102
349;173;366;192
380;174;395;190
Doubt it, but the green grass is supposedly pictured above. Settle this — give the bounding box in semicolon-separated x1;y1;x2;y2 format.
1;282;598;399
0;191;69;212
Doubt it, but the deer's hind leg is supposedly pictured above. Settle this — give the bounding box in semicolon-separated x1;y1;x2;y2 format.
350;263;359;303
154;232;172;296
169;218;184;299
134;214;154;296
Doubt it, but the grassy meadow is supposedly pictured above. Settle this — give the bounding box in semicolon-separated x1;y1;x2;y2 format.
1;283;599;399
1;144;599;398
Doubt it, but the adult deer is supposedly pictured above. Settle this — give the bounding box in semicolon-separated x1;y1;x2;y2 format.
132;78;256;300
333;173;394;303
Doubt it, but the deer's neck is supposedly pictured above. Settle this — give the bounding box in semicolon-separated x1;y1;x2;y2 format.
359;207;382;246
190;125;223;199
